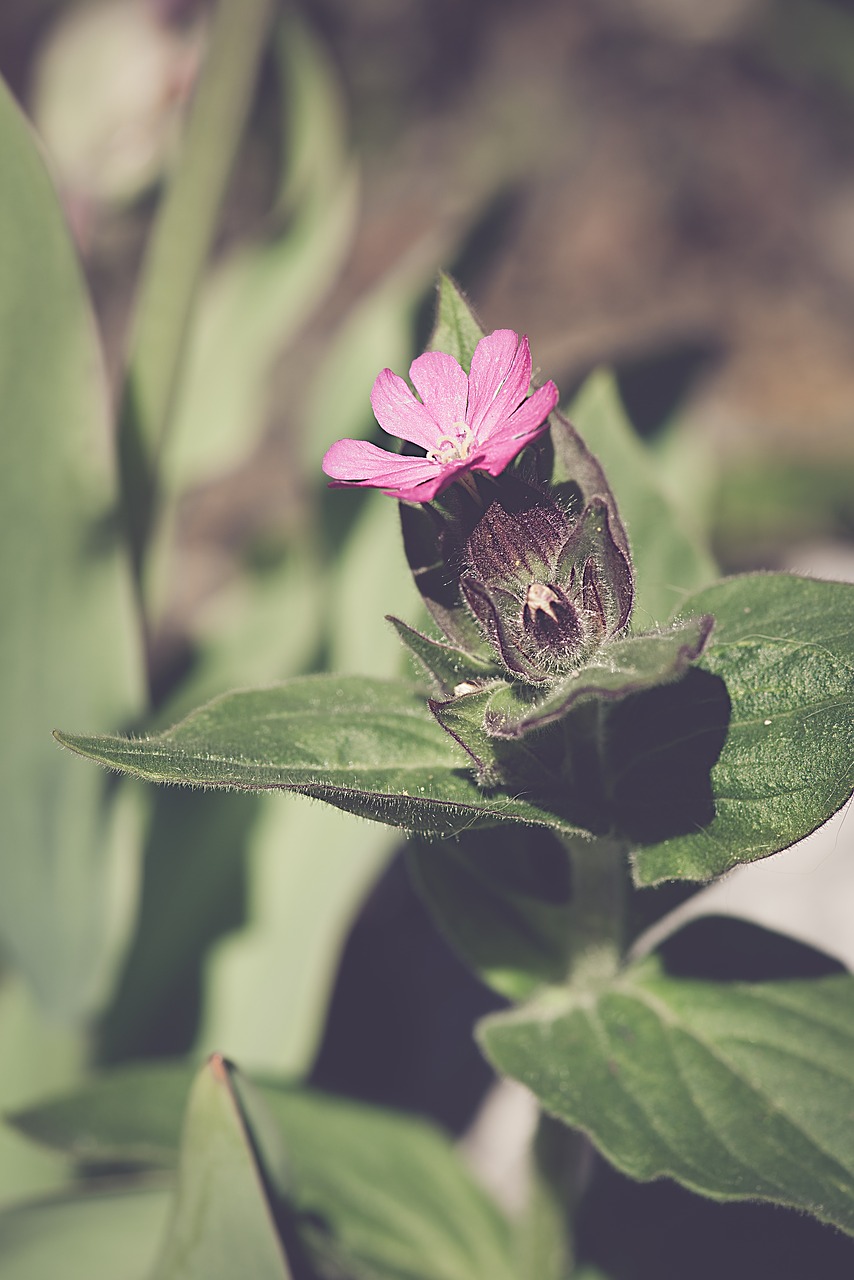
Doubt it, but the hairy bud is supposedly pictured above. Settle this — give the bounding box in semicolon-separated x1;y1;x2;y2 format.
460;484;633;682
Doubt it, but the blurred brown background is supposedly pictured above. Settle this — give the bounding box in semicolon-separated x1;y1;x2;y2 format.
3;0;854;604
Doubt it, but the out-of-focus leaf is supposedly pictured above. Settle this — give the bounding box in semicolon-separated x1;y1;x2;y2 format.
11;1066;520;1280
302;241;443;475
160;542;326;725
480;958;854;1236
0;77;144;1018
148;1056;292;1279
56;677;585;837
0;1185;171;1280
247;1078;519;1280
633;573;854;884
408;826;573;1001
329;489;426;678
118;0;275;571
0;979;81;1205
30;0;199;205
163;13;358;496
568;372;718;627
196;797;395;1074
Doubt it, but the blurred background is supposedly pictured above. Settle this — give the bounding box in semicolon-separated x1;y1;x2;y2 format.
2;2;854;1276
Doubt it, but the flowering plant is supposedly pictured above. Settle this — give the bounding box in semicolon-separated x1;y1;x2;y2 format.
322;329;558;502
50;275;854;1275
2;13;853;1268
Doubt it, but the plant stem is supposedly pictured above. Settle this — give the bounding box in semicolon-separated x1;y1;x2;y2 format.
563;833;628;985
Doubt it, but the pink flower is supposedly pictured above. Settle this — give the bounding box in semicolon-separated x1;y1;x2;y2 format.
322;329;559;503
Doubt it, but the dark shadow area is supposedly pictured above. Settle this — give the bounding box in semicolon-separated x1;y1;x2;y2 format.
438;823;572;903
657;914;845;983
309;851;503;1133
576;1152;854;1280
478;666;731;846
615;337;724;441
606;666;731;844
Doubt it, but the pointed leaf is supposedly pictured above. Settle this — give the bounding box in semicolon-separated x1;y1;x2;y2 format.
634;573;854;884
0;77;144;1018
390;616;501;694
568;371;718;624
10;1068;519;1280
428;273;485;372
55;676;582;837
480;959;854;1235
148;1056;292;1279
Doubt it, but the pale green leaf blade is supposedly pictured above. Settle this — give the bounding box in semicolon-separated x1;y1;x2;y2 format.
55;676;581;837
0;77;144;1018
118;0;275;567
0;1186;171;1280
196;798;395;1074
569;371;718;625
252;1082;519;1280
0;979;82;1205
633;573;854;884
480;959;854;1234
162;12;357;496
149;1057;292;1280
11;1068;520;1280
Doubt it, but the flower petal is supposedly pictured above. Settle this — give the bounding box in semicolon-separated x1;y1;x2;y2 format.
322;437;440;487
467;330;532;437
498;380;559;438
473;385;557;474
392;457;477;503
370;368;440;450
408;351;468;433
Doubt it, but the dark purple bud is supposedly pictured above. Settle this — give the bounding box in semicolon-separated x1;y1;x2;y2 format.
461;482;634;682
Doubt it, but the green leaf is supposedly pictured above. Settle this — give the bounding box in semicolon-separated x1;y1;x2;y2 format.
0;1186;171;1280
55;676;581;837
148;1057;293;1279
428;273;485;371
633;573;854;884
246;1080;519;1280
480;958;854;1234
482;617;713;738
407;826;573;1001
328;489;426;678
196;798;395;1074
117;0;275;571
11;1068;519;1280
0;76;144;1018
569;371;718;625
162;13;357;497
390;616;501;694
0;978;82;1205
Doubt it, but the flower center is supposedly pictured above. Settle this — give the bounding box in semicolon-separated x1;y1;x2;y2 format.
426;421;474;465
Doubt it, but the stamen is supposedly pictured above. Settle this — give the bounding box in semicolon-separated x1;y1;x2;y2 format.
426;421;474;464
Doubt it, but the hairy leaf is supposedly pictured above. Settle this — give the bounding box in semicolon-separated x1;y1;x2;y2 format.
480;958;854;1235
633;573;854;883
55;676;583;837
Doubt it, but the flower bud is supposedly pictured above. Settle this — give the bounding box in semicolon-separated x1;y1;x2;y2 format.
460;482;633;682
